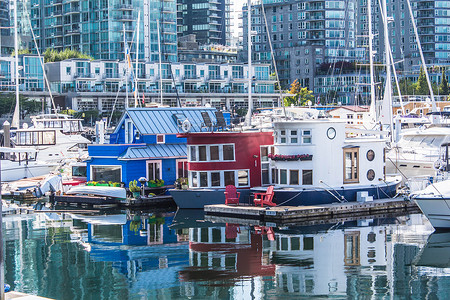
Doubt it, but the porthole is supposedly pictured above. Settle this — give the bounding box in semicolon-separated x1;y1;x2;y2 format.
366;150;375;161
367;169;375;181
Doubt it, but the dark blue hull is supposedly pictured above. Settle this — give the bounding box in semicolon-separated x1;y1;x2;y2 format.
271;182;400;206
170;181;400;209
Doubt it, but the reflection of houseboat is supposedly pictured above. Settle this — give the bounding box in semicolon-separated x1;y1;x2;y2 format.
180;225;275;282
170;131;274;208
252;119;400;205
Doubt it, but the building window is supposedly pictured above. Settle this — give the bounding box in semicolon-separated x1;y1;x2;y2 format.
224;171;235;186
199;172;208;187
302;170;313;185
290;170;299;185
91;165;121;182
190;146;197;161
280;169;287;184
156;134;165;144
223;145;235;161
280;130;286;143
302;130;312;144
147;161;161;181
191;172;198;187
66;67;71;75
290;130;298;143
210;145;220;161
211;172;221;186
344;148;359;183
272;168;278;184
177;159;188;179
238;170;249;186
366;150;375;161
199;146;207;161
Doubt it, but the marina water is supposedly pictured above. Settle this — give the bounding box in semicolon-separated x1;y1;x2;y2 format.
3;207;450;299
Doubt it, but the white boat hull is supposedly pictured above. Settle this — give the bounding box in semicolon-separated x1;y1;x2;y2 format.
414;197;450;229
0;162;58;182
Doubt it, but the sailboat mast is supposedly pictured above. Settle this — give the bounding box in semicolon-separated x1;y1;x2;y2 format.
368;0;376;123
157;19;163;105
380;0;393;138
244;0;253;126
12;0;20;128
405;0;438;120
124;24;129;109
134;12;140;107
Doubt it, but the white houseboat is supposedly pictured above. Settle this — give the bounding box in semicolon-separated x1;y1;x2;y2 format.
252;119;401;206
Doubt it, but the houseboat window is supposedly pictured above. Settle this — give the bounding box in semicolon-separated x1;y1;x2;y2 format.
302;130;312;144
210;146;220;161
91;166;121;182
199;146;207;161
344;148;359;183
147;161;161;181
224;171;235;186
72;165;87;177
223;145;235;161
367;169;375;181
290;170;299;185
280;130;286;143
272;168;278;184
290;130;298;143
303;237;314;250
261;147;269;162
366;150;375;161
302;170;313;185
190;146;196;161
177;160;188;178
280;169;287;184
238;170;249;186
262;164;270;185
156;134;165;144
211;172;221;186
200;172;208;187
291;237;300;250
191;172;198;187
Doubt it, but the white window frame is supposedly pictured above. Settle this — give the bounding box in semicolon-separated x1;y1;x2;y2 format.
146;160;162;181
124;119;134;143
302;129;312;144
156;134;165;144
176;159;188;179
188;169;250;188
90;165;122;182
187;144;236;162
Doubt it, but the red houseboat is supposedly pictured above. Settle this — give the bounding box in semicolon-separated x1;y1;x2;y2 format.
170;131;274;209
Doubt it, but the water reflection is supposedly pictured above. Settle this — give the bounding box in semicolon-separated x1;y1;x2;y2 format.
3;207;450;299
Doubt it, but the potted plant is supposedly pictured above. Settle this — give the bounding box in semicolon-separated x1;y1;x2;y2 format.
149;180;157;187
156;179;165;187
179;178;188;190
112;182;121;187
129;180;141;198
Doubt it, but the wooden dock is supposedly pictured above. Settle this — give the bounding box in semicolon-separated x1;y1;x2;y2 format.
204;198;420;224
6;291;53;299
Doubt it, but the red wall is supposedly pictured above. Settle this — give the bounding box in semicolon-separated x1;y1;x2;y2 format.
180;132;274;187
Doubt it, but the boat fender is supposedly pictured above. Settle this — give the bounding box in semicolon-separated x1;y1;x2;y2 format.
181;119;192;133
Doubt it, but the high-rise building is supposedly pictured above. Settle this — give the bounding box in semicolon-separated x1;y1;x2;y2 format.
177;0;231;46
0;0;9;36
242;0;364;92
24;0;177;62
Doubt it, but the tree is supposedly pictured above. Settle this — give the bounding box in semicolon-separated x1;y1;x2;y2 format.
10;49;31;56
43;48;93;63
0;93;42;117
439;69;449;96
416;67;431;95
283;79;314;106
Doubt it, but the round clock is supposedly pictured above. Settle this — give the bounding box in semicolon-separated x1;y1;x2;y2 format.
327;127;336;139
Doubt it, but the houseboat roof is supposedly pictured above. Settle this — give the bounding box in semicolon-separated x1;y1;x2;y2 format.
115;107;217;135
118;144;186;160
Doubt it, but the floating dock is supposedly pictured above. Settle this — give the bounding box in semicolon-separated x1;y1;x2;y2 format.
204;198;420;224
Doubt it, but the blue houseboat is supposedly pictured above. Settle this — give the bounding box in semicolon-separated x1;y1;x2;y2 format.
86;107;222;189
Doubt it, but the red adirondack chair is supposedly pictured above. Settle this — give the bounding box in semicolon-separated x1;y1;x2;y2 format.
224;185;240;205
253;185;276;207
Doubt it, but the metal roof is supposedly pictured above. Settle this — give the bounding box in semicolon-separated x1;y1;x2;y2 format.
117;107;217;135
118;144;187;160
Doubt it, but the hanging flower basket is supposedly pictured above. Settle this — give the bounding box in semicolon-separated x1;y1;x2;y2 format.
268;154;313;161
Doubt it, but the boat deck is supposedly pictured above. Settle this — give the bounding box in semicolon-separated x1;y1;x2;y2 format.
204;198;420;224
